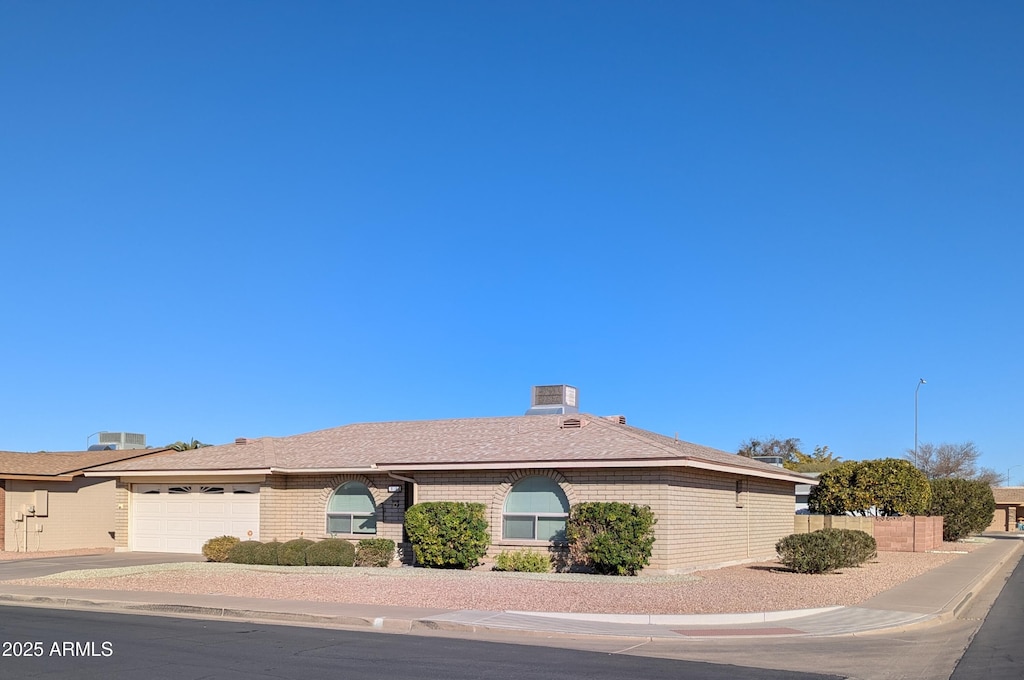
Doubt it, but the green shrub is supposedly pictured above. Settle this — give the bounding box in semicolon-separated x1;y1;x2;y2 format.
809;459;931;516
305;538;356;567
493;549;551;573
404;502;489;569
278;538;315;566
202;535;240;563
355;538;395;567
253;541;282;565
227;540;263;565
776;528;877;574
929;478;996;541
565;502;656;576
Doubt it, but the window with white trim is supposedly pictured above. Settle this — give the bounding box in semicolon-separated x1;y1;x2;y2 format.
502;476;569;541
326;482;377;535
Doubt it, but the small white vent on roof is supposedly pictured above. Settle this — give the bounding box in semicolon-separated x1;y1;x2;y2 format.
604;415;627;425
560;417;583;429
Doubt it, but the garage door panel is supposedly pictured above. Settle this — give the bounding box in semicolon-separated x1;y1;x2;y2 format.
164;519;195;533
132;484;260;553
133;502;167;518
166;503;198;517
198;500;229;515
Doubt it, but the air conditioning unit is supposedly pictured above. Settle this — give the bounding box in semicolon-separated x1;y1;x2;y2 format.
97;432;147;450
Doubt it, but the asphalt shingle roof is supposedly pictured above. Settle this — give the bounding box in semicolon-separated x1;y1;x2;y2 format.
87;414;810;483
0;448;168;478
994;487;1024;504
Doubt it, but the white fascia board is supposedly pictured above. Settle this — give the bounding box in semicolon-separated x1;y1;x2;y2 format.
83;468;272;478
269;467;380;474
378;459;814;485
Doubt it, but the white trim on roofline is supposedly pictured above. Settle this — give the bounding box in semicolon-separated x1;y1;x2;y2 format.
84;461;812;485
380;456;811;483
83;468;273;478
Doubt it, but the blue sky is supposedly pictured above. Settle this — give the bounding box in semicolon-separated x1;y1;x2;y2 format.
2;3;1021;481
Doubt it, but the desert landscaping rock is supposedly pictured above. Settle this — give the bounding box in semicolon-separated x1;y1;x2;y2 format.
2;542;980;615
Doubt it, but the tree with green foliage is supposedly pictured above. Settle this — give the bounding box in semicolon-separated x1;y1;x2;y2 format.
786;445;844;473
808;458;930;516
737;436;803;465
806;461;869;515
928;478;996;541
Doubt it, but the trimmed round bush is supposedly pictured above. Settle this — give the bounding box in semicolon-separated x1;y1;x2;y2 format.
493;549;551;573
566;502;656;576
202;535;240;563
405;502;489;569
278;538;315;566
775;528;877;574
227;540;263;565
355;538;396;567
253;541;282;565
305;538;356;567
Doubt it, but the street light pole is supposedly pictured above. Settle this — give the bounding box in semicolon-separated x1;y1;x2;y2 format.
914;379;926;459
1008;464;1023;487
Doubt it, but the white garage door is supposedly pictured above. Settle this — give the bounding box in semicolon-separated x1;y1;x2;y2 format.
131;483;260;553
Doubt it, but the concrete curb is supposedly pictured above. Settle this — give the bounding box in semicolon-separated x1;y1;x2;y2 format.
931;538;1024;627
0;593;410;631
505;606;844;626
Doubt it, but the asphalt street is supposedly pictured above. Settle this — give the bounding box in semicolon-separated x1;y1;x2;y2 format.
949;550;1024;679
0;606;840;680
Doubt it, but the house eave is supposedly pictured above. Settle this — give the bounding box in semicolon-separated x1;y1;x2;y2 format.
83;468;273;478
0;473;81;482
377;458;813;484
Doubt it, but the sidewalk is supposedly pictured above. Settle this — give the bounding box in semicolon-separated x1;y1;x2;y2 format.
1;536;1020;640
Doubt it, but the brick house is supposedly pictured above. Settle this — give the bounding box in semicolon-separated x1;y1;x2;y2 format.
86;388;811;572
0;449;165;552
988;487;1024;531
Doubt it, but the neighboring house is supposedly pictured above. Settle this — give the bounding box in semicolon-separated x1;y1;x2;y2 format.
0;448;166;552
988;487;1024;531
86;386;811;571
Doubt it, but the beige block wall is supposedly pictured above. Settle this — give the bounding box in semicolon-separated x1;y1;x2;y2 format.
259;467;797;572
988;505;1018;532
5;477;117;552
114;480;129;550
259;473;405;545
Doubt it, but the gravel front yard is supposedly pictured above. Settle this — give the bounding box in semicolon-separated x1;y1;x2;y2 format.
3;542;981;615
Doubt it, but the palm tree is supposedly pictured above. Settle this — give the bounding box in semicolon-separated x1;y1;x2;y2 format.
165;438;210;452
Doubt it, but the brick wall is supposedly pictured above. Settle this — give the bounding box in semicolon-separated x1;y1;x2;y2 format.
258;473;405;545
793;515;874;534
988;505;1020;532
874;516;943;552
114;481;129;550
792;515;943;552
260;467;798;572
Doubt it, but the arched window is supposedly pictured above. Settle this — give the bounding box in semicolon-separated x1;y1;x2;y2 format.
326;482;377;535
502;476;569;541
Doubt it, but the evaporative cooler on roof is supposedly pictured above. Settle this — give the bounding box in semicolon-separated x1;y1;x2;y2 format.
525;385;579;416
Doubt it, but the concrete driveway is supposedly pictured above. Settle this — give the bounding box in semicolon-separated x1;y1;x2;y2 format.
0;552;205;580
